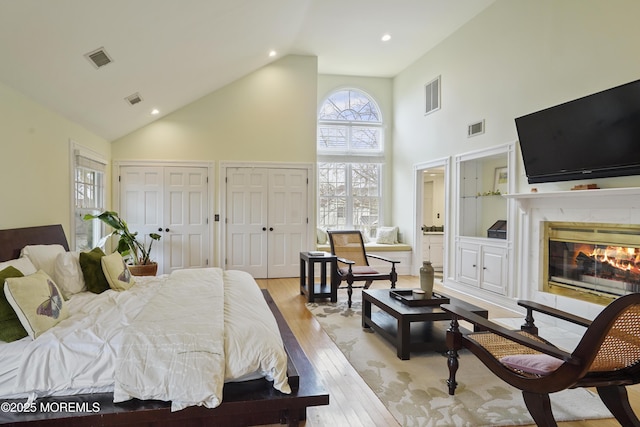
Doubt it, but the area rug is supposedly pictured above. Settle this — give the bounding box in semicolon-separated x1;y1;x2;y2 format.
307;295;612;427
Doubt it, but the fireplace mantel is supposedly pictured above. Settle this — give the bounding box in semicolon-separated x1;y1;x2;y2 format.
504;187;640;211
509;186;640;320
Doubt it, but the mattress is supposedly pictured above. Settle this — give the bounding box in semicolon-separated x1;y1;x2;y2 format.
0;269;288;408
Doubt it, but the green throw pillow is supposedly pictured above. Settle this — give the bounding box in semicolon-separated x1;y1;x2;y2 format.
0;266;29;342
79;248;110;294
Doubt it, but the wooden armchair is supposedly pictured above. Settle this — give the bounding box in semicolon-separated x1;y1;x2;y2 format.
327;230;399;308
442;294;640;427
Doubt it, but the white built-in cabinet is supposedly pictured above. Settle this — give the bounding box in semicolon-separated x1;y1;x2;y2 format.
454;143;515;296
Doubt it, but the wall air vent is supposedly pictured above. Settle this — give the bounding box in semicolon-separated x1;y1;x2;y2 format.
125;93;143;106
424;75;441;115
84;47;113;69
468;119;485;137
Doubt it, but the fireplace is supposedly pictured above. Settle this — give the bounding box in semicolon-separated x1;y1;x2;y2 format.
544;222;640;302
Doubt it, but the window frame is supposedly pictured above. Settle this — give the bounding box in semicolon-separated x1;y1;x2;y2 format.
317;88;385;238
69;140;107;251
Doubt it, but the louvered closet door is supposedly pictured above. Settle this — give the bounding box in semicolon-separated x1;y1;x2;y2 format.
119;166;210;274
225;167;308;278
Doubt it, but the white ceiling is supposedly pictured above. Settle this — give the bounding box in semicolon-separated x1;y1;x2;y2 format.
0;0;494;141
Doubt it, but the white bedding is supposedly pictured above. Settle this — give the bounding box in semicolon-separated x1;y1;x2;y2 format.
0;268;290;410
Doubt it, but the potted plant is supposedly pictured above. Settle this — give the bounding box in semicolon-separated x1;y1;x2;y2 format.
84;211;161;276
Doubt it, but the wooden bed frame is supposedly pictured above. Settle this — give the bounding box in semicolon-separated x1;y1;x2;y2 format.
0;225;329;426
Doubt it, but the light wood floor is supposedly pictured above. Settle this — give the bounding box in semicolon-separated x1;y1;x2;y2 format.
256;275;640;427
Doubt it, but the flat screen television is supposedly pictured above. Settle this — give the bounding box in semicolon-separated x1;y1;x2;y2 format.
515;79;640;184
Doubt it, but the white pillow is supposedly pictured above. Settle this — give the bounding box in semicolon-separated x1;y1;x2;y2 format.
316;228;328;245
4;270;69;339
53;252;86;299
0;258;37;276
21;244;66;278
101;252;135;291
376;226;399;244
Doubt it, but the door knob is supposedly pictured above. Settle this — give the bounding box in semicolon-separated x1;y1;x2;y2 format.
158;228;163;232
262;227;267;231
269;227;274;231
165;228;170;232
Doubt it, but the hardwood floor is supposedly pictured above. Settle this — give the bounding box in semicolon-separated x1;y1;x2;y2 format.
256;275;640;427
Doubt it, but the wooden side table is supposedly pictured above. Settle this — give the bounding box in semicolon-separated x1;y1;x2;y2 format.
299;252;338;303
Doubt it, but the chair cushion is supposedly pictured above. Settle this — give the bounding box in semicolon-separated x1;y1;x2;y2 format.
339;266;379;275
500;354;563;375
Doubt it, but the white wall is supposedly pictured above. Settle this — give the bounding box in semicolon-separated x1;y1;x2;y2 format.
392;0;640;255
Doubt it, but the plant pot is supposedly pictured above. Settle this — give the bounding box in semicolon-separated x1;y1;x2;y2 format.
128;262;158;277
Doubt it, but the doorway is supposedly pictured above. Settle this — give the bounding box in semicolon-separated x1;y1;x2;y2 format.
414;158;449;277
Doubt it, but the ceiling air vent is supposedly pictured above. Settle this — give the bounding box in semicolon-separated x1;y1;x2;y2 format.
468;119;485;137
125;93;143;106
84;47;113;69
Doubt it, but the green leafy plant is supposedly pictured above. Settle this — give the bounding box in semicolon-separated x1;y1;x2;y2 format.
83;211;161;265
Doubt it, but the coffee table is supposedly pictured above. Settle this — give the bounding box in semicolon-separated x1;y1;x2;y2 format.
362;288;488;360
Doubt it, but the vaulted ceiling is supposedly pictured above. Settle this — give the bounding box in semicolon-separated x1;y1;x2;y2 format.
0;0;494;141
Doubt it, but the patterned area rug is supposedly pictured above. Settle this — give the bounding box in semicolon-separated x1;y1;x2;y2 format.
307;295;612;427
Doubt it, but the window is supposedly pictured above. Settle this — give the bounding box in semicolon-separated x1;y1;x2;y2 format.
72;144;106;251
317;89;384;239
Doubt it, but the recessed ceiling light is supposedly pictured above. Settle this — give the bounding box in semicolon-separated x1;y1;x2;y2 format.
381;34;391;42
269;50;277;57
151;109;159;115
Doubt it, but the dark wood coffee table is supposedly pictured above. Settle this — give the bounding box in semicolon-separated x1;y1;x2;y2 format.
362;288;488;360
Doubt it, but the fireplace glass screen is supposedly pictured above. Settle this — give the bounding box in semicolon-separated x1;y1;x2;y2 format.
548;240;640;297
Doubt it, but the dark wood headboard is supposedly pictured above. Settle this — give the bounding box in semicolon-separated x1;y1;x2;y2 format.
0;224;69;262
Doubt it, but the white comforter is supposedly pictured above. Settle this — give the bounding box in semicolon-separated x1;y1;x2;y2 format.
5;268;290;411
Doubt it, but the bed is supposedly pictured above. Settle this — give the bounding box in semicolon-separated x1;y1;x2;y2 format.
0;224;328;426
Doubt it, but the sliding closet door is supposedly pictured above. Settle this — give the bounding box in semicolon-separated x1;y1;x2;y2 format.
225;167;308;278
119;165;210;274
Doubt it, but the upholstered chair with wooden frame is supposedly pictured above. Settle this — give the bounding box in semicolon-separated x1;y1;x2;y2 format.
442;294;640;427
327;230;399;308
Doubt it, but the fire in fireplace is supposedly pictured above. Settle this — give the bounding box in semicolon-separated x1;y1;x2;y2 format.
544;222;640;299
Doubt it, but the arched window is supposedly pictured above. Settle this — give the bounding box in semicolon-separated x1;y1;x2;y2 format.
317;89;384;239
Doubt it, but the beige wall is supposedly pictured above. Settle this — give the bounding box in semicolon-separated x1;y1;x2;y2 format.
112;55;318;163
392;0;640;250
0;81;110;238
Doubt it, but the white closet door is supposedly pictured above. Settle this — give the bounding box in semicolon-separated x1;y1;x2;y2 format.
119;165;210;274
163;167;209;273
225;167;308;278
225;168;269;278
267;168;308;278
119;167;164;268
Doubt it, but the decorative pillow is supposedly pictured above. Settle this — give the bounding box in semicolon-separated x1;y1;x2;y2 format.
316;228;328;245
500;354;564;376
101;252;135;291
376;226;399;244
0;258;37;276
53;251;86;299
79;248;110;294
20;244;66;278
0;266;28;342
4;270;69;339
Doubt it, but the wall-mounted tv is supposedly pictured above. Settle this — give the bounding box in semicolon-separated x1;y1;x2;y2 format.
515;79;640;184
